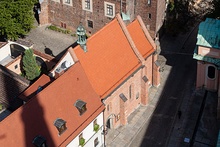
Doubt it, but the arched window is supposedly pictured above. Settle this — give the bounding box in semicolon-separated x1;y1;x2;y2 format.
207;65;216;79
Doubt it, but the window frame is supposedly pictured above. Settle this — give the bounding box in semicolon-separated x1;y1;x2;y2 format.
74;100;87;116
54;118;67;136
148;13;152;19
82;0;93;12
147;0;151;6
63;0;72;6
79;133;85;146
94;137;99;147
104;2;115;18
207;65;216;80
65;0;70;4
87;20;93;28
32;135;47;147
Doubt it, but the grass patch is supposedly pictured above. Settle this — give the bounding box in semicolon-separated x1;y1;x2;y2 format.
47;25;72;34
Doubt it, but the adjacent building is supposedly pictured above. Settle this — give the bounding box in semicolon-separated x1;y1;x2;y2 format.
0;41;56;75
193;18;220;117
0;62;105;147
38;0;168;39
0;65;30;121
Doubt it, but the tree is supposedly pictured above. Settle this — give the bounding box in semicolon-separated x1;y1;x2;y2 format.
22;49;41;80
166;0;219;34
188;0;215;18
0;0;37;40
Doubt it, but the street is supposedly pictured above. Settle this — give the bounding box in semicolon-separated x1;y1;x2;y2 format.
129;23;199;147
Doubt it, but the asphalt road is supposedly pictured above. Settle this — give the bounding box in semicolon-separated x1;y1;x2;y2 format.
129;24;199;147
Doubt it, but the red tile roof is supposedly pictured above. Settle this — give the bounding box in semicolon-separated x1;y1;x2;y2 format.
18;74;53;101
127;19;155;59
0;62;104;146
73;16;142;98
0;42;7;48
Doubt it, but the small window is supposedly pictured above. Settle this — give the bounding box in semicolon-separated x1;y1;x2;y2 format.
54;118;67;135
82;0;92;12
129;84;134;99
148;13;152;19
79;133;85;146
107;105;109;111
106;4;113;16
104;2;115;18
65;0;70;4
74;100;87;115
87;20;93;28
119;93;127;102
142;76;148;83
207;66;216;79
36;86;43;94
147;0;151;5
93;119;97;126
136;92;139;99
32;135;47;147
14;64;18;69
129;85;132;99
93;119;99;132
61;22;66;29
85;0;90;9
94;137;99;147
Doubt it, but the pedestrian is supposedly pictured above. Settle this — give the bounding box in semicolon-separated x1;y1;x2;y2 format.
178;110;182;119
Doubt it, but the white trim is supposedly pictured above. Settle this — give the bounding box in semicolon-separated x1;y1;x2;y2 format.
82;0;93;12
63;0;72;6
104;2;115;18
51;0;60;3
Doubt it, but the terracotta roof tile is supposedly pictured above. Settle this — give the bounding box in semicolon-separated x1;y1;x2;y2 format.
18;74;53;101
74;18;141;98
127;19;154;59
0;62;104;146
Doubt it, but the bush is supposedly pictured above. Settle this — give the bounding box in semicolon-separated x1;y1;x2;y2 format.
79;138;85;146
93;124;100;132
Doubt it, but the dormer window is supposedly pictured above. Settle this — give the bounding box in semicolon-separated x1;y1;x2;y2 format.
36;86;43;94
74;100;87;115
32;135;47;147
54;118;67;135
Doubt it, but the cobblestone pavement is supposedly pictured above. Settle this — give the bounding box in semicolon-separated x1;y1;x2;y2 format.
23;23;77;57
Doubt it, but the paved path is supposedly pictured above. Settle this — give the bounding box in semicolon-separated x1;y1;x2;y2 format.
23;23;77;57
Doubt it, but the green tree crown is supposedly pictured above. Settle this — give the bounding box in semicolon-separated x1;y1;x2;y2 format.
22;48;41;80
0;0;37;40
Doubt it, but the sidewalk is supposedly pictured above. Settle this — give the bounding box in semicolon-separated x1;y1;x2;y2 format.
105;63;172;147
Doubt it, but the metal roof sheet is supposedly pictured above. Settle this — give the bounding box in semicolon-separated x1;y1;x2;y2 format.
197;18;220;49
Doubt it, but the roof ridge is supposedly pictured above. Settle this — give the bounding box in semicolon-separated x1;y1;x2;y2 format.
116;14;145;63
136;15;156;50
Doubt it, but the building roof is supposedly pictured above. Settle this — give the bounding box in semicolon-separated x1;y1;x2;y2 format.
197;18;220;49
0;65;30;111
127;18;155;59
18;74;53;101
0;62;105;146
0;42;7;48
73;15;149;98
